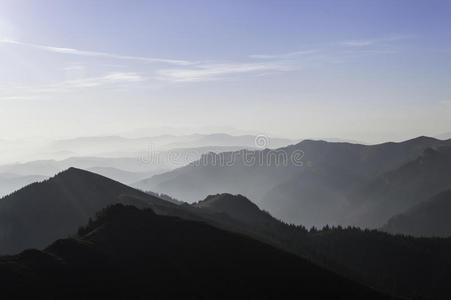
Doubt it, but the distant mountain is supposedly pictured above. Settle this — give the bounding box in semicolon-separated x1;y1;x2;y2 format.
349;146;451;227
163;133;295;149
193;193;275;225
136;136;451;227
51;133;295;157
0;145;263;182
0;204;393;299
436;131;451;140
382;190;451;237
0;173;47;198
0;156;167;176
0;168;448;300
0;168;174;254
87;167;155;184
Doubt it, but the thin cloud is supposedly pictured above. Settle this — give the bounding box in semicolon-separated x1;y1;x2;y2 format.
341;35;414;47
0;72;146;99
157;62;289;82
0;38;196;66
342;49;398;56
249;49;318;59
60;72;145;88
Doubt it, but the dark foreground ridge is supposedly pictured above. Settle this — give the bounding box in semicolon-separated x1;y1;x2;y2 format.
0;204;395;300
191;193;451;300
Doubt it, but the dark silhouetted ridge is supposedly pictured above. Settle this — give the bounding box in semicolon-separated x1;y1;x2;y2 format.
194;193;273;223
0;204;394;299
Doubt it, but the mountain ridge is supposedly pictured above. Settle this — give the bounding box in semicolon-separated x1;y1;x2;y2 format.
382;190;451;237
136;136;451;227
0;203;394;299
0;167;171;254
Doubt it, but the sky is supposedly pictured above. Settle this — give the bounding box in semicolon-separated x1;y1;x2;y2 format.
0;0;451;143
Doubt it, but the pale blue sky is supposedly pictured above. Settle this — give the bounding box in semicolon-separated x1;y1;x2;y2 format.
0;0;450;142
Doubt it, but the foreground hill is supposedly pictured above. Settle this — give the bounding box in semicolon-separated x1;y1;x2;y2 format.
2;169;450;299
382;190;451;237
0;204;393;299
190;194;451;300
0;168;174;254
135;136;451;227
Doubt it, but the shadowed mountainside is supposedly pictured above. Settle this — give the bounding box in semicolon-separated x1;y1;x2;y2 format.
0;204;393;300
2;169;451;299
0;173;47;198
348;146;451;227
190;193;451;300
382;190;451;237
135;136;451;227
0;168;175;254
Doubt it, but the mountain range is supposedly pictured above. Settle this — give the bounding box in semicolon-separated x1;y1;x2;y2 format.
49;133;295;157
0;168;173;254
0;132;296;198
0;173;48;198
135;136;451;228
1;168;451;299
382;190;451;237
0;203;393;299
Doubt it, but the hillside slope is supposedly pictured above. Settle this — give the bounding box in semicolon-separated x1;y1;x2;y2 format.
190;194;451;300
382;190;451;237
135;136;451;227
0;204;393;300
0;173;47;198
0;168;173;254
349;147;451;227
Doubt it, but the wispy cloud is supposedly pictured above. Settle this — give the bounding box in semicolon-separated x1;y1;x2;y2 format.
340;35;414;47
156;62;290;82
0;34;414;92
0;72;146;99
0;38;196;66
249;49;317;59
60;72;145;88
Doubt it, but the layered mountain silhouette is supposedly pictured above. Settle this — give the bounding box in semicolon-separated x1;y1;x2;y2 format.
382;190;451;237
86;166;155;184
0;204;393;299
0;156;164;176
0;143;269;193
0;173;47;198
190;193;451;300
50;133;294;157
348;146;451;227
193;193;275;224
3;168;451;299
0;168;175;254
135;136;451;227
